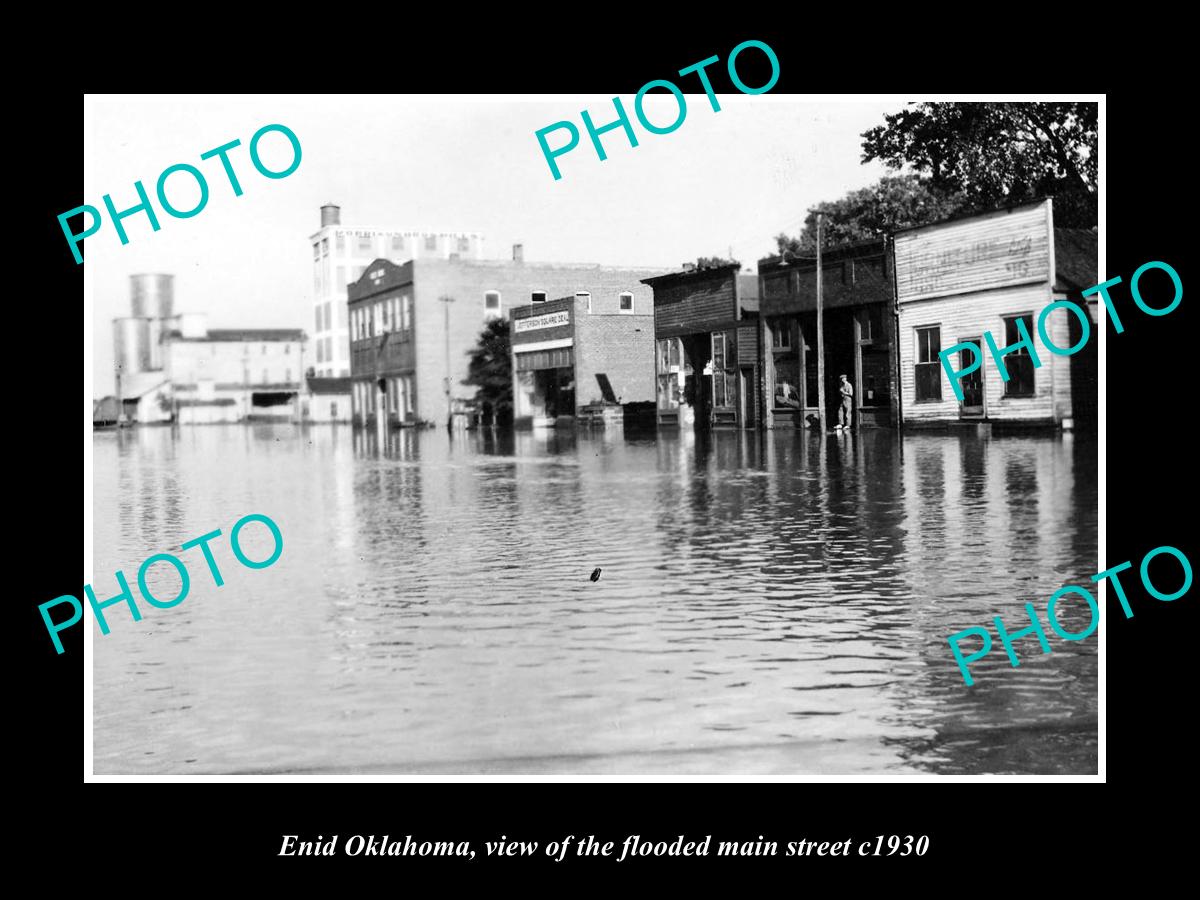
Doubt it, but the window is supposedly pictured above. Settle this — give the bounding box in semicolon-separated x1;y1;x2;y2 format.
323;302;332;331
324;337;332;363
313;243;320;260
335;233;345;253
1001;314;1036;397
425;235;438;251
531;291;547;304
356;235;372;254
576;291;591;313
458;237;471;252
485;290;501;314
285;369;291;383
285;344;290;354
391;235;405;255
262;369;269;384
337;266;347;290
860;306;884;343
316;340;324;363
771;318;792;350
619;291;634;313
712;332;726;370
315;307;321;331
321;238;329;257
262;344;267;355
402;295;412;332
915;326;942;401
381;299;391;332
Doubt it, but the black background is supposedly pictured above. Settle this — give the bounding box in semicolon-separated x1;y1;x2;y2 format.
20;22;1191;885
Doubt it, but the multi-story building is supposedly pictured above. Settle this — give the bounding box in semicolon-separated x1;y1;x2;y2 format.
347;246;664;428
308;203;484;378
757;239;896;429
509;289;656;428
893;199;1097;429
164;316;306;424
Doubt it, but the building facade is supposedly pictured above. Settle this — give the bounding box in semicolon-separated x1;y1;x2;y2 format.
308;203;485;378
165;327;306;424
894;199;1097;429
510;289;655;427
641;265;760;430
300;376;352;423
757;240;896;429
347;249;663;428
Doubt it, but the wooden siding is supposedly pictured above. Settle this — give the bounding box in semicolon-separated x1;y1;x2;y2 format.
898;282;1082;423
652;275;737;337
737;325;758;364
895;202;1052;303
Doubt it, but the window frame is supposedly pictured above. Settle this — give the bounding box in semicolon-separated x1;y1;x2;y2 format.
618;291;634;314
914;324;943;403
1000;313;1037;398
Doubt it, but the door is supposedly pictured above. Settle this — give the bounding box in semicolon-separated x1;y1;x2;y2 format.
959;337;984;417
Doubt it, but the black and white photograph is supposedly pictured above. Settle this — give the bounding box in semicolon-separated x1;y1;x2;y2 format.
81;90;1101;777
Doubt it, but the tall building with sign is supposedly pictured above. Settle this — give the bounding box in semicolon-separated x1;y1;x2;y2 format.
308;203;484;378
893;199;1097;429
510;290;656;427
346;247;664;428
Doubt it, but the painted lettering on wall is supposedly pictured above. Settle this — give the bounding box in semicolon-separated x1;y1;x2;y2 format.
515;311;571;333
59;124;303;265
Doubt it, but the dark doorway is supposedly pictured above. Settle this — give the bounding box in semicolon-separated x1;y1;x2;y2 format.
958;338;984;417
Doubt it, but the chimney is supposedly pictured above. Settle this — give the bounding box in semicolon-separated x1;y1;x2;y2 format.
513;243;524;263
320;203;341;227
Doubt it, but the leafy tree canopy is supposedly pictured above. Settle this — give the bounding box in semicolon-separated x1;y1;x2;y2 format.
694;256;739;269
775;175;968;256
463;317;513;424
860;101;1097;228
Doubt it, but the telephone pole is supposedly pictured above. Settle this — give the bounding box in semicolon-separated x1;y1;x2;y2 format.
815;213;827;430
440;295;455;430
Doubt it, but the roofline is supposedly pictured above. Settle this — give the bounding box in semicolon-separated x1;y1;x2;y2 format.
641;263;742;286
891;197;1054;236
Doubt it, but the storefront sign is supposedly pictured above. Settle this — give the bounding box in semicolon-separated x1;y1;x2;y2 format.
515;311;570;333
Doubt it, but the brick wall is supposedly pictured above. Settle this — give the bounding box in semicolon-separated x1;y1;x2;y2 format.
413;259;665;424
574;302;656;408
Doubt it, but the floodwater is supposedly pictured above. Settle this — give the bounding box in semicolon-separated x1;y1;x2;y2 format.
92;424;1098;775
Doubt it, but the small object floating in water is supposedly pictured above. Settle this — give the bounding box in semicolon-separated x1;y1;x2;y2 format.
590;568;602;582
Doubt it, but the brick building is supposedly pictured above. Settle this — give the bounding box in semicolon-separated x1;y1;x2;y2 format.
757;239;896;429
510;288;655;427
893;199;1097;429
347;247;665;428
640;264;760;429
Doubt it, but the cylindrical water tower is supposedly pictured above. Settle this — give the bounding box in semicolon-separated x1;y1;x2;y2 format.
130;273;175;320
321;203;341;227
113;318;152;375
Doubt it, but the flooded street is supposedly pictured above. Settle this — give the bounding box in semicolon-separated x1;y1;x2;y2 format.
92;425;1097;775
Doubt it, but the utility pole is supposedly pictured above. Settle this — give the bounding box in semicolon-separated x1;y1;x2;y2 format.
815;213;827;430
440;295;455;430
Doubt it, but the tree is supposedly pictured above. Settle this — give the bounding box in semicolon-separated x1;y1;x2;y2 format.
463;317;513;427
860;102;1097;227
694;256;739;269
775;174;968;255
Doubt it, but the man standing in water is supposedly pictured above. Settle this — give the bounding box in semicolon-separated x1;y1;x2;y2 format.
837;374;854;430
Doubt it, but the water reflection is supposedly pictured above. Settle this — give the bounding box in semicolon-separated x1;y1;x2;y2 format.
93;425;1096;774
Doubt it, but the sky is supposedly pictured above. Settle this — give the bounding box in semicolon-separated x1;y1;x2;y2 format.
85;95;900;396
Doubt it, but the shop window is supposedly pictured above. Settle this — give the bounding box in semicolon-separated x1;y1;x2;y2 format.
915;325;942;401
1001;314;1036;397
771;318;792;350
860;306;884;343
619;292;634;313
